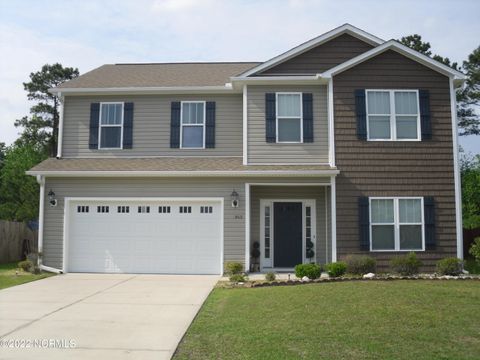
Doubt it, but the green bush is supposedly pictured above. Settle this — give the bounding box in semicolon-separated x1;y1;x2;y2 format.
229;274;247;283
225;261;243;276
344;255;376;275
295;263;322;279
390;252;422;275
469;237;480;263
18;260;33;272
436;257;463;276
325;262;347;277
265;272;276;281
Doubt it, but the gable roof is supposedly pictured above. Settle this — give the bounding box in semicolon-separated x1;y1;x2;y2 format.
321;40;466;81
51;62;260;93
237;24;384;77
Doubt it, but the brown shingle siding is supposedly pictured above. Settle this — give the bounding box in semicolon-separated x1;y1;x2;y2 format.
259;34;374;75
333;49;456;269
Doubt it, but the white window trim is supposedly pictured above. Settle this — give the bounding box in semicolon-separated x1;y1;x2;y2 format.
275;92;303;144
366;89;421;141
180;101;206;149
369;197;425;252
98;102;124;150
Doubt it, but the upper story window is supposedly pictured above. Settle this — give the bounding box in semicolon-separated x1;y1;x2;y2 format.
370;197;424;251
181;101;205;148
276;93;303;143
366;90;420;141
99;103;124;149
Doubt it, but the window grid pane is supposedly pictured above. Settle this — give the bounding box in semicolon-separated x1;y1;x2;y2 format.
371;199;394;223
278;118;301;142
396;116;418;139
368;116;391;139
394;92;418;115
100;127;121;148
101;104;122;125
399;199;422;223
400;225;422;250
277;94;301;117
371;225;395;250
182;102;204;124
367;91;390;114
182;126;203;148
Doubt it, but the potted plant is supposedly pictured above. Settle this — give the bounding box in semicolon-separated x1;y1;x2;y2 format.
251;241;261;272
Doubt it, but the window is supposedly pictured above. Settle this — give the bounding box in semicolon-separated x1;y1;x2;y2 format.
200;206;213;214
276;93;302;143
99;103;123;149
181;102;205;148
77;206;89;213
264;205;271;259
179;206;192;214
117;206;129;213
158;206;171;214
138;206;150;214
97;206;109;213
370;197;424;251
366;90;420;140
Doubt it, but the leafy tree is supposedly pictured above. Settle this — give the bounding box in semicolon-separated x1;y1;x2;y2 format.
0;144;48;222
399;35;479;135
460;149;480;229
15;63;79;155
0;142;6;170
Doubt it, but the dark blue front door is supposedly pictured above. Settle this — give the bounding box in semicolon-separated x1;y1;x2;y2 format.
273;202;303;267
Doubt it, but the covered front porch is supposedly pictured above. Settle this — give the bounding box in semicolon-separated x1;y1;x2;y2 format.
245;181;334;273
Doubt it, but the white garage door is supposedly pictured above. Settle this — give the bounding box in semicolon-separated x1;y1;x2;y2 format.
66;199;223;274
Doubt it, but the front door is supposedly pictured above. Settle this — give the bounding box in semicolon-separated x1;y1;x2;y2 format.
273;202;303;267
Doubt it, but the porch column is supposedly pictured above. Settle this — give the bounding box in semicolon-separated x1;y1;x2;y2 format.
330;176;337;262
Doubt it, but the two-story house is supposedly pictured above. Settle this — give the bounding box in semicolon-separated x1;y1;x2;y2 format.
27;24;465;274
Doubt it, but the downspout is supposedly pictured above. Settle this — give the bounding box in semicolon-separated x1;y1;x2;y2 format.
36;175;45;265
56;92;64;159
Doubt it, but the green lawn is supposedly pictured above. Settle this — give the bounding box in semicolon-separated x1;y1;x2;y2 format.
174;281;480;360
0;262;54;290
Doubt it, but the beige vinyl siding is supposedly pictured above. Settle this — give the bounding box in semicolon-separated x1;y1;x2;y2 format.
42;176;331;270
258;34;374;75
250;185;331;265
62;94;242;157
333;49;456;270
247;85;329;164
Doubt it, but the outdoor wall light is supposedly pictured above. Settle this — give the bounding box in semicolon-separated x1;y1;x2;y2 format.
231;189;239;208
48;189;57;207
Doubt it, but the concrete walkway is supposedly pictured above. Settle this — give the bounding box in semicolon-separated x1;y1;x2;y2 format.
0;274;218;360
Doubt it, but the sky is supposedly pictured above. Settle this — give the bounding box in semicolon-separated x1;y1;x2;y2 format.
0;0;479;153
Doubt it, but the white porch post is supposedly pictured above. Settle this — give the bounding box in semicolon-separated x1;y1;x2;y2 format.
36;175;45;265
245;183;251;272
330;176;337;262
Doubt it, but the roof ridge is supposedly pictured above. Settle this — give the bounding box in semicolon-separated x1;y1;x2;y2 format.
113;61;262;66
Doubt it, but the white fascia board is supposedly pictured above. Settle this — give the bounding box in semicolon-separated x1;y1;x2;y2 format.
26;170;340;177
48;85;238;96
322;40;466;81
238;24;384;77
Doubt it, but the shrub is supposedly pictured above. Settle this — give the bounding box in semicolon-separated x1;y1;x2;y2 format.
18;260;33;272
436;257;463;276
344;255;376;275
390;252;422;275
265;272;276;281
294;263;322;279
325;262;347;277
229;274;246;283
469;237;480;263
225;262;243;276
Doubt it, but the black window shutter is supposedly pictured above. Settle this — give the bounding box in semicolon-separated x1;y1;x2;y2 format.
123;102;134;149
205;102;216;148
419;90;432;140
265;93;276;143
355;89;367;140
170;101;181;148
424;196;436;250
302;93;313;142
89;103;100;149
359;196;370;251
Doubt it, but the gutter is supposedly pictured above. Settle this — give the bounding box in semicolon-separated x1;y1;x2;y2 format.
26;170;340;178
48;85;237;96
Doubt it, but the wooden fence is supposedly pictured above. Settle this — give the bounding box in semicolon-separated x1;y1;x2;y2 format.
0;220;38;263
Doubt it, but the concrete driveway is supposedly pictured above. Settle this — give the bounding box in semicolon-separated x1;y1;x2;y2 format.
0;274;218;360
